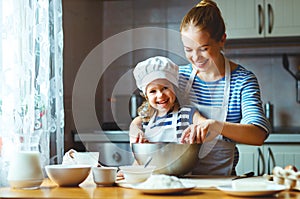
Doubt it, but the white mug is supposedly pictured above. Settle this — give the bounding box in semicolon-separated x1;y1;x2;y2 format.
7;151;44;189
92;167;117;186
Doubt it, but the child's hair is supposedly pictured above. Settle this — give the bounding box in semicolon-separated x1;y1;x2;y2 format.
180;0;225;42
137;100;153;122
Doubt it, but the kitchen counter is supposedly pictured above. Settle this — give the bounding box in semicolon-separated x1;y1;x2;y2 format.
74;130;130;143
272;127;300;134
74;129;300;143
265;134;300;143
0;177;299;199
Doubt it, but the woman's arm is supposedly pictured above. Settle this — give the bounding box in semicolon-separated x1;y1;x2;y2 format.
181;119;267;145
220;122;267;145
227;68;269;145
197;119;267;145
181;69;269;145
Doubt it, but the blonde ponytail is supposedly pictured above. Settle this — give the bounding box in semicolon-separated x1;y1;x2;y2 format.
196;0;217;8
180;0;225;42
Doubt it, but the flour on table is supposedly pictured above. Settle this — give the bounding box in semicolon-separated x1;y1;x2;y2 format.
136;174;185;189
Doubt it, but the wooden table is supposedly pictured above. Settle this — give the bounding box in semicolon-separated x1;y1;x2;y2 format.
0;178;299;199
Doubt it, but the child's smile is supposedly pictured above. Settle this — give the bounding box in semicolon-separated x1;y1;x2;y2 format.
146;79;176;116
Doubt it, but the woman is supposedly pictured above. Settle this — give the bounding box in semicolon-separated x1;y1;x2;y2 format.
178;0;271;175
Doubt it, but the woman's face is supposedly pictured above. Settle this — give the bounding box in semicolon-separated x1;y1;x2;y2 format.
181;26;225;72
145;79;176;116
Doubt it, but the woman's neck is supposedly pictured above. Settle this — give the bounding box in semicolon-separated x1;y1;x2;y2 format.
197;69;224;82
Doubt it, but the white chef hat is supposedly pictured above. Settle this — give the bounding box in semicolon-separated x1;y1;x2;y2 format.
133;56;179;94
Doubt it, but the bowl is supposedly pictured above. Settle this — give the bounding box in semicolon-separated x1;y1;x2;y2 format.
92;167;117;186
131;143;201;176
45;164;91;186
119;165;156;184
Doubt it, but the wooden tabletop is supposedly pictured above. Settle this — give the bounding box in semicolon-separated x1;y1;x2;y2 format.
0;178;299;199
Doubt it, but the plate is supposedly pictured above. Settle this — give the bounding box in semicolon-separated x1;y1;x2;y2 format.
217;184;286;197
115;180;135;189
132;183;196;195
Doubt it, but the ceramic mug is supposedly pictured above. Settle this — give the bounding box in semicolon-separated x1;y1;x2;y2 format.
7;151;44;189
92;167;117;186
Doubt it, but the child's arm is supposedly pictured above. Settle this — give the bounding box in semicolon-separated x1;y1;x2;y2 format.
129;117;148;143
118;119;145;179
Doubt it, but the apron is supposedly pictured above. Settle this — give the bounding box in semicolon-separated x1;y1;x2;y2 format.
144;109;179;143
184;56;235;175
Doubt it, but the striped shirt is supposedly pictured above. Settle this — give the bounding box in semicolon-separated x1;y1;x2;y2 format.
179;64;271;135
142;106;197;141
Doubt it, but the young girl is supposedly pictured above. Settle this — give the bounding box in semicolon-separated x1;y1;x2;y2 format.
129;56;206;144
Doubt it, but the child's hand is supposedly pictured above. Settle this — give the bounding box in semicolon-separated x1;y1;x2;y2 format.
129;122;149;143
134;132;149;143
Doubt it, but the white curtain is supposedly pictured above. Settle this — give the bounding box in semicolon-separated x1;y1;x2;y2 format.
0;0;64;186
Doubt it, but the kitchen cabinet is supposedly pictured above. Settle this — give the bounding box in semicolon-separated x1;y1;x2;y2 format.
214;0;300;39
236;144;300;176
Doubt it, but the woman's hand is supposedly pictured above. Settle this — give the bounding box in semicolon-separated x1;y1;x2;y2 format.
180;119;223;144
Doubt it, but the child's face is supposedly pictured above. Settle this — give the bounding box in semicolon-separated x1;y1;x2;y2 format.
145;79;176;116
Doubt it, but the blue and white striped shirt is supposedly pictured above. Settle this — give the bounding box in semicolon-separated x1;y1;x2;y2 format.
142;106;197;141
179;64;271;135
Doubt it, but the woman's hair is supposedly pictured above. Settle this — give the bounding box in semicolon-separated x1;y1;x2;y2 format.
180;0;225;42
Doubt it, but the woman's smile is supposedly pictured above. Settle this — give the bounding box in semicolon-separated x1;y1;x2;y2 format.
194;59;209;69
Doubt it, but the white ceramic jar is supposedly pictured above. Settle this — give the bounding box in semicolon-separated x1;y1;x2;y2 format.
7;151;44;189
